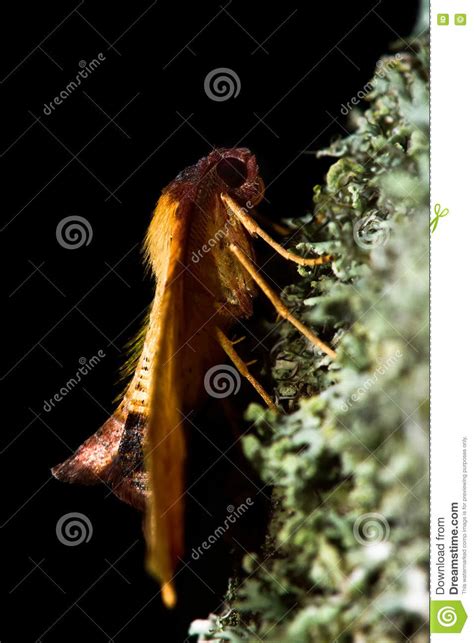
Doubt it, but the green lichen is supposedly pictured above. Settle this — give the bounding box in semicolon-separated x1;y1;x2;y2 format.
191;33;429;643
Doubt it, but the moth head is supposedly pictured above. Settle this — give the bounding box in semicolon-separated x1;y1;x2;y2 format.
212;148;264;208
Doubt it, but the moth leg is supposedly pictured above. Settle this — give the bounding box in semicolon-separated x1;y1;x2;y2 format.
229;244;337;360
215;327;278;411
221;193;331;267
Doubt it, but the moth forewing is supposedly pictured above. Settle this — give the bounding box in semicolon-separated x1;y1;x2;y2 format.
144;195;188;608
143;172;258;606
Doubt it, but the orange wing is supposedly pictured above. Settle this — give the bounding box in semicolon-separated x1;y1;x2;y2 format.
143;193;189;608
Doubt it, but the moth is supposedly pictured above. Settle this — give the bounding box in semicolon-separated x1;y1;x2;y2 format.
52;148;335;608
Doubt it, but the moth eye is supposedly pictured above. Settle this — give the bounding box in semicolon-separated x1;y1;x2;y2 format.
215;157;247;189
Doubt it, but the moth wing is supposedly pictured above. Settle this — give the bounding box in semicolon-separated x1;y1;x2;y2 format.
144;194;189;608
51;413;125;485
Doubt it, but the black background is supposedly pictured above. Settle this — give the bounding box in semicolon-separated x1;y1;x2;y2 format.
2;1;421;641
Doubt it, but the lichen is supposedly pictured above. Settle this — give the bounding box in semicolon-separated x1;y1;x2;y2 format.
190;33;429;643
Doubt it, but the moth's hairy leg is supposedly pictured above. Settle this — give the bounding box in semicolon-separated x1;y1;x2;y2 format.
221;193;331;267
215;327;278;411
229;244;337;360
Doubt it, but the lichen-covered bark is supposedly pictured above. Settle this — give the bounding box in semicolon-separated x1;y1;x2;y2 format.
190;35;429;643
